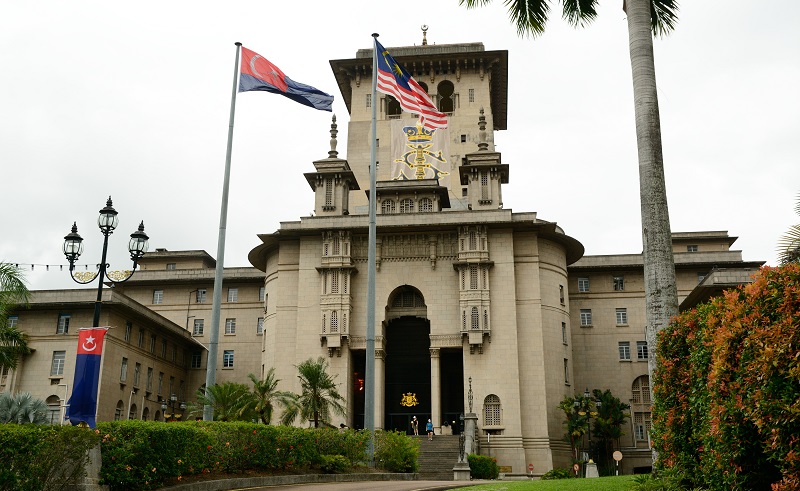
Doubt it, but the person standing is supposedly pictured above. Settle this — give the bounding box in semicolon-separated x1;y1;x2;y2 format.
426;418;434;441
411;416;419;436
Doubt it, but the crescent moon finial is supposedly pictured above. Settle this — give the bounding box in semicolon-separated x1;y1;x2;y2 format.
421;25;429;46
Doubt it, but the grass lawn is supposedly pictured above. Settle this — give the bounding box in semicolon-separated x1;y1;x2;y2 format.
450;475;637;491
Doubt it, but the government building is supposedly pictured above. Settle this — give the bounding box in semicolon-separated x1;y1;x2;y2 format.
3;36;762;475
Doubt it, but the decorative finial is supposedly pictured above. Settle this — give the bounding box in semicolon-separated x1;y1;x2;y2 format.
421;25;428;46
328;114;338;158
478;108;488;151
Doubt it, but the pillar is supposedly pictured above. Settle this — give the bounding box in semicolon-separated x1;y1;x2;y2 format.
430;348;441;430
375;349;385;430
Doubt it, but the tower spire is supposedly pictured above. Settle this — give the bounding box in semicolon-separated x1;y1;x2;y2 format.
328;114;339;158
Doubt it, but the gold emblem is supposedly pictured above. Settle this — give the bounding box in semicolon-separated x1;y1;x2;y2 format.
400;392;419;407
394;121;448;181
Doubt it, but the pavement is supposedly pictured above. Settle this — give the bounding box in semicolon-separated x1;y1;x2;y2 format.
230;481;484;491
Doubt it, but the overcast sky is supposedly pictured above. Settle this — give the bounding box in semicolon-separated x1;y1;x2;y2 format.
2;1;798;291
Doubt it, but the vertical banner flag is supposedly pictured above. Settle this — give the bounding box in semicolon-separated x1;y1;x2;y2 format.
390;118;451;187
67;327;108;428
374;39;447;130
239;47;334;111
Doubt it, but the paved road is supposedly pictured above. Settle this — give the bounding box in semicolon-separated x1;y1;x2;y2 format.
230;481;482;491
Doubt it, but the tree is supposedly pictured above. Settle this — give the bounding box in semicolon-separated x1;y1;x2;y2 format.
0;391;48;424
558;394;591;461
245;369;295;425
0;262;31;370
281;357;346;428
590;389;630;474
777;193;800;265
460;0;681;406
188;382;255;422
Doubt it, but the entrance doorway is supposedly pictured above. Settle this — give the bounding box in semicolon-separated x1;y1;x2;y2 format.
385;316;430;434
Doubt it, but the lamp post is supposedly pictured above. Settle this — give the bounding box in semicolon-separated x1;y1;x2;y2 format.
63;197;149;327
161;393;186;422
582;388;602;463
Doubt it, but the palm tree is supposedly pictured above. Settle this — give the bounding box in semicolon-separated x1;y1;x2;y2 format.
188;382;255;422
0;391;48;424
245;370;295;424
0;262;31;369
282;357;346;428
777;193;800;265
460;0;680;393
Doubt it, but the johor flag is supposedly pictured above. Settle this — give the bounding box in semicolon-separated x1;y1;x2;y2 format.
239;47;333;112
375;39;448;130
67;327;108;428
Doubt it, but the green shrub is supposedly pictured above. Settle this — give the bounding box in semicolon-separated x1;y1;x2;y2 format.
541;467;573;480
467;453;499;479
0;425;99;491
374;430;419;472
319;454;350;473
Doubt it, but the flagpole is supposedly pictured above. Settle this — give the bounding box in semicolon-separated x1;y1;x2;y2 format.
204;41;242;421
364;33;380;464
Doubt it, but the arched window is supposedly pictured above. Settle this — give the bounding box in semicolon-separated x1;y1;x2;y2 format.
484;394;501;425
400;198;414;213
142;407;150;421
419;198;433;212
386;95;401;117
381;199;396;214
331;311;339;333
114;400;124;421
632;375;651;404
437;80;455;113
392;290;425;308
129;403;137;421
154;410;161;422
471;307;479;330
46;395;60;425
418;81;429;94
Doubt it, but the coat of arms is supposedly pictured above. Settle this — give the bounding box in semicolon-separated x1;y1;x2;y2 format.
400;392;419;407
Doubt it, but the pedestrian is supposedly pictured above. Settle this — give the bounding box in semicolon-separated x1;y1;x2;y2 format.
426;418;434;441
411;416;419;436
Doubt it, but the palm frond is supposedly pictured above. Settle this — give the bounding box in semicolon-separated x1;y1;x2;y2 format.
650;0;679;37
562;0;598;29
505;0;550;37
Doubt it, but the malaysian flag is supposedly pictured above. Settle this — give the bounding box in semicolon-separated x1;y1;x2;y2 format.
374;39;447;130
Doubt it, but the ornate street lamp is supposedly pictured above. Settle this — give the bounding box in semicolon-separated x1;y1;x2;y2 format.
63;196;149;327
161;393;187;422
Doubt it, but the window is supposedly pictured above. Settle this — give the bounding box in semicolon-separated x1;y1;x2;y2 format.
562;322;568;345
613;276;625;291
257;317;264;335
196;289;207;303
153;289;164;304
468;88;475;103
564;358;570;384
483;394;501;425
471;307;479;330
399;198;414;213
632;375;651;404
469;265;479;290
381;199;396;214
419;198;433;212
190;352;202;369
46;395;61;425
687;245;698;252
616;308;628;325
57;314;70;334
225;318;236;335
437;80;455;113
124;321;132;342
51;351;66;376
637;341;649;360
169;376;174;396
580;309;592;326
146;367;153;391
578;277;589;292
227;288;238;302
559;285;565;305
134;363;141;386
385;95;401;116
259;286;265;302
166;263;177;270
120;357;128;382
157;372;163;395
161;339;167;358
223;350;234;368
129;403;137;420
460;134;467;143
149;335;156;354
618;342;631;361
634;412;652;441
137;329;144;348
8;315;17;328
172;344;177;362
115;401;124;421
365;93;371;108
193;319;204;336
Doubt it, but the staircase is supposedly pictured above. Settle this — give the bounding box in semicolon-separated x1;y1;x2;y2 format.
417;435;461;480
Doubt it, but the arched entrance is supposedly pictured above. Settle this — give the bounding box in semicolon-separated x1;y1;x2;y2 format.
384;286;430;434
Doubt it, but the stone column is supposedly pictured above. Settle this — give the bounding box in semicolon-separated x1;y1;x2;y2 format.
430;348;441;430
464;412;478;455
375;349;385;430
